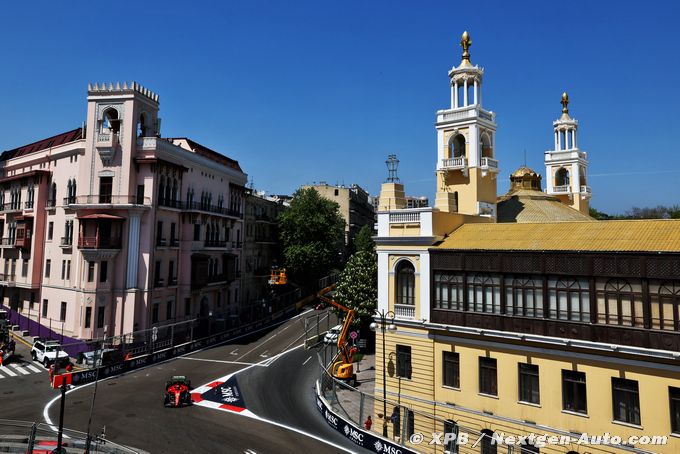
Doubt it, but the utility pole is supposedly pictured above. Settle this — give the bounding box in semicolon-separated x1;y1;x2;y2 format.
52;344;67;454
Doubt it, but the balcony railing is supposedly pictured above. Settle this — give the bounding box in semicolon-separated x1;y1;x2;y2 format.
1;203;22;213
389;211;420;223
480;157;499;171
158;198;243;218
156;238;167;247
24;201;34;209
63;197;77;206
69;195;151;206
580;185;592;194
441;157;467;170
205;240;227;248
552;185;570;193
158;199;185;209
154;278;165;288
60;237;73;247
0;238;14;247
0;273;16;283
46;199;56;208
77;236;122;249
231;241;243;249
169;238;179;247
168;277;178;286
394;304;416;319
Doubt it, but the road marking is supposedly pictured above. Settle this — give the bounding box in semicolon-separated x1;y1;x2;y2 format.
33;361;45;368
25;364;42;373
230;349;239;356
259;350;269;358
0;366;18;377
244;450;257;454
302;356;312;366
178;357;262;367
10;364;31;375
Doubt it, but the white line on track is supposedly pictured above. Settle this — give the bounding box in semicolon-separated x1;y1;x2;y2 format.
178;357;262;367
302;356;312;366
10;364;31;375
1;366;17;377
26;364;42;373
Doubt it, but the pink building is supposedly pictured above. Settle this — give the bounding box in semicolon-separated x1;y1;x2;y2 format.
0;82;246;340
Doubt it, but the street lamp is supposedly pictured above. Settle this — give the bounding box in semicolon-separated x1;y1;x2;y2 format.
370;309;396;437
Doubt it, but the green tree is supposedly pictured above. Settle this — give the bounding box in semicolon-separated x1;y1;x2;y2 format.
353;224;375;254
278;187;345;288
335;250;377;326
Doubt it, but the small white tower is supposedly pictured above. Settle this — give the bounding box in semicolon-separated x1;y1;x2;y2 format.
544;92;591;214
434;31;499;217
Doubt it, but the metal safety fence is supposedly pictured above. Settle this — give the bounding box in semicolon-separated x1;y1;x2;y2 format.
0;419;147;454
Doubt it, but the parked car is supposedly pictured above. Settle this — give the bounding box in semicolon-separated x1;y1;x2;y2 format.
78;348;124;367
323;325;343;344
31;340;70;368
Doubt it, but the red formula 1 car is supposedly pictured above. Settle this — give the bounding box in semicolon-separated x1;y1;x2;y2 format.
163;375;192;408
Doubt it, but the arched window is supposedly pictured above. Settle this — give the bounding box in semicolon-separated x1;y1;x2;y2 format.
395;260;415;306
102;108;120;134
51;182;57;202
481;133;493;158
505;276;543;317
650;281;680;330
468;274;501;313
450;135;466;158
434;273;464;310
548;277;590;322
138;113;147;137
555;167;570;187
172;179;178;202
598;279;643;327
480;429;497;454
158;176;165;203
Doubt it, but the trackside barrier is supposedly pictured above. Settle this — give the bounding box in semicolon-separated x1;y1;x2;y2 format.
69;305;297;386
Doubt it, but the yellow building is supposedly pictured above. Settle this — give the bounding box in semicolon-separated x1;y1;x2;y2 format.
374;32;680;454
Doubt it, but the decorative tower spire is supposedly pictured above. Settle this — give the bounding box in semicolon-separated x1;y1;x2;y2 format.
561;92;569;114
460;31;472;66
385;154;400;183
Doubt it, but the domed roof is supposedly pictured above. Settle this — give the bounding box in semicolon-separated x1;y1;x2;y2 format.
511;166;540;178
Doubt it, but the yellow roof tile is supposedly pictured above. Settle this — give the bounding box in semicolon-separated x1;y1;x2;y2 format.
436;219;680;252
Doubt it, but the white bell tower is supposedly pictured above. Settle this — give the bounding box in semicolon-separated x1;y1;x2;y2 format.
544;92;591;214
434;31;499;218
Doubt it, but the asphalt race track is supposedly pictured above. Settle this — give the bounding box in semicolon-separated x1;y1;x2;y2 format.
38;310;363;454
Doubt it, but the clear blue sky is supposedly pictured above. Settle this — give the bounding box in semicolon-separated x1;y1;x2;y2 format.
1;1;678;214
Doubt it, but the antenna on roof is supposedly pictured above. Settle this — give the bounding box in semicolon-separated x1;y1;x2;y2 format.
523;149;527;167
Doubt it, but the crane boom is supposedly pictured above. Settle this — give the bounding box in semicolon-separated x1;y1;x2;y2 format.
318;294;355;365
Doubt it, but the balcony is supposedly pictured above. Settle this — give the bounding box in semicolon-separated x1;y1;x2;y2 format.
204;240;227;248
154;278;165;288
186;201;243;219
169;238;179;247
68;195;151;207
63;197;76;206
440;157;467;172
231;241;242;249
96;132;119;163
158;198;185;210
436;105;496;124
0;203;22;214
156;238;167;247
168;277;178;286
60;237;73;248
580;185;592;198
0;238;14;248
46;199;56;210
77;236;122;249
24;201;34;210
552;185;571;194
394;304;416;319
0;273;16;285
480;157;499;174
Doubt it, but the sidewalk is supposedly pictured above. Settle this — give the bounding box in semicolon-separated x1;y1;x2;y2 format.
330;353;381;429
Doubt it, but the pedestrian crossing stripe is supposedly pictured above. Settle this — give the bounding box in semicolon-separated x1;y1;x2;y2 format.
0;363;45;378
0;366;17;377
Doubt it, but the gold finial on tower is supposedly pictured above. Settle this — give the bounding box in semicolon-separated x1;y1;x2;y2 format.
561;92;569;114
460;31;472;63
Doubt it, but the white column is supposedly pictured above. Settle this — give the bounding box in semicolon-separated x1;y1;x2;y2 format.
419;252;430;322
571;162;579;193
558;130;563;150
463;78;468;106
450;83;455;109
572;130;577;149
377;252;389;313
126;212;141;289
453;81;458;108
473;79;478;105
468;124;479;167
554;131;559;151
478;82;482;106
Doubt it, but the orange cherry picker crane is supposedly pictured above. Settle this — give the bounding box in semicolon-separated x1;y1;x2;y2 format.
318;293;358;386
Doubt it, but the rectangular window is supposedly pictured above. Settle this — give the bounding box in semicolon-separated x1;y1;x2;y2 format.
612;378;640;425
442;351;460;388
156;221;164;246
670;387;680;434
184;298;191;316
66;260;71;280
48;222;54;240
479;357;498;396
45;259;51;278
562;370;588;414
443;420;459;454
60;301;67;322
168;260;175;285
42;299;48;318
396;344;412;379
518;363;540;404
87;261;95;282
152;303;159;324
97;306;105;328
193;224;201;241
61;260;66;279
21;259;28;277
99;176;113;203
136;184;145;204
166;301;173;320
99;261;108;282
170;223;176;245
85;307;92;328
155;261;162;287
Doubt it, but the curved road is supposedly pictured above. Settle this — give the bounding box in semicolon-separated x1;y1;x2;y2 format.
42;310;362;453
